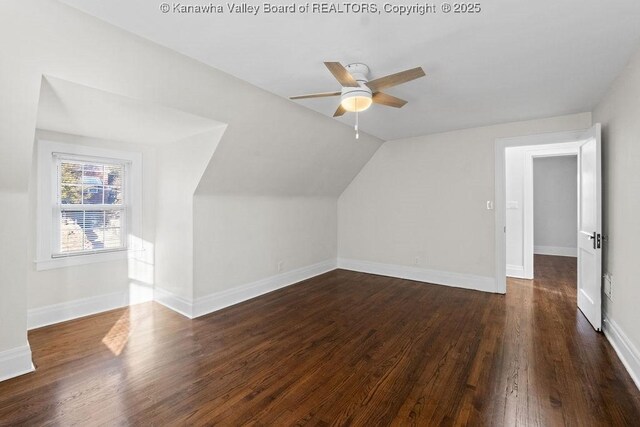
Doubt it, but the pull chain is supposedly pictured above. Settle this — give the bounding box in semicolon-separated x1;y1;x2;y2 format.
355;98;359;139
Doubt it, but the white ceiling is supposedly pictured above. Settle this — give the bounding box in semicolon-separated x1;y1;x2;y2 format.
60;0;640;140
37;76;224;144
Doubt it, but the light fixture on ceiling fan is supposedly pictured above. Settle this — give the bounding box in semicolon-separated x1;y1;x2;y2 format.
290;62;426;138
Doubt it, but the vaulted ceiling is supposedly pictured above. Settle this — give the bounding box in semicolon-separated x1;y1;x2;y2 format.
61;0;640;140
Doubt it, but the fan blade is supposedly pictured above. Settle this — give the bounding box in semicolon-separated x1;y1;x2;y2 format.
372;92;408;108
290;91;341;100
366;67;426;92
324;62;359;87
333;104;347;117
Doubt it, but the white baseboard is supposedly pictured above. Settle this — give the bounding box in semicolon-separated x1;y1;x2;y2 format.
603;316;640;391
0;345;34;383
28;291;129;330
27;260;337;328
534;245;577;257
192;259;337;318
337;258;497;293
153;259;337;319
153;287;195;319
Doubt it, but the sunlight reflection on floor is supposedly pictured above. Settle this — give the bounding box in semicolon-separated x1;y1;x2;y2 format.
101;310;131;356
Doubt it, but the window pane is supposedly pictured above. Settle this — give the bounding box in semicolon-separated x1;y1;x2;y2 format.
83;163;104;179
86;228;105;250
83;164;105;204
104;228;122;249
82;181;104;204
60;162;82;184
83;211;105;229
60;185;82;204
105;210;122;228
60;211;85;252
104;186;123;205
105;165;123;187
82;211;103;250
82;186;104;204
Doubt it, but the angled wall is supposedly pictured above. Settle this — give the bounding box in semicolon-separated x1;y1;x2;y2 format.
0;0;381;380
192;97;381;307
193;195;337;298
154;127;226;306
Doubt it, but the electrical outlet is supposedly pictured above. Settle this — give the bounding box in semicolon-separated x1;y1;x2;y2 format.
277;261;284;273
414;256;420;265
604;273;613;300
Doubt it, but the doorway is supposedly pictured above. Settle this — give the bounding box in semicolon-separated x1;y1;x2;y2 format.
533;155;578;260
504;145;579;280
495;125;602;331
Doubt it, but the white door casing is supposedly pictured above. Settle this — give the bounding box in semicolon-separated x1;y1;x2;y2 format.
502;140;580;281
495;124;602;302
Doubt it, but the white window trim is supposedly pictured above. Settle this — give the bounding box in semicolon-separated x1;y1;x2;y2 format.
36;140;143;271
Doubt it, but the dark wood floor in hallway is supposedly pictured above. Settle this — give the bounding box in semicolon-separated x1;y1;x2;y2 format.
1;255;639;426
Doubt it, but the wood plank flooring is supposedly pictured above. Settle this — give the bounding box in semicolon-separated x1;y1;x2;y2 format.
1;255;639;425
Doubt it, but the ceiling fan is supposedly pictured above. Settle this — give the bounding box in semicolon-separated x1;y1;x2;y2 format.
290;62;426;118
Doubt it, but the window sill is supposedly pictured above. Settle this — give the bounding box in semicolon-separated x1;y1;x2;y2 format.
35;248;143;271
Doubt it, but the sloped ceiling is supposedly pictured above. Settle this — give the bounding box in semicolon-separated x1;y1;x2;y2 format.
195;77;383;197
60;0;640;140
37;76;225;145
18;1;382;197
34;72;382;197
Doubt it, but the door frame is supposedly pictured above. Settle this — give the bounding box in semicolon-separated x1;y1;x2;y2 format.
494;129;588;293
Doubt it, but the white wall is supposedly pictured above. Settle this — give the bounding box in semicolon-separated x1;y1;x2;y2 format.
594;44;640;380
338;113;591;291
193;195;337;297
0;0;381;374
533;156;577;255
0;192;29;373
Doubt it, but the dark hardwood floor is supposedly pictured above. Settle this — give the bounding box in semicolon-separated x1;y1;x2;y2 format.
1;255;639;425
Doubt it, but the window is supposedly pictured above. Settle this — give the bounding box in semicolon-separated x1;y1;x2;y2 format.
36;140;142;270
55;157;127;256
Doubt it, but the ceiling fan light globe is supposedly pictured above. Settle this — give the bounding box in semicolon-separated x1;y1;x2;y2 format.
340;94;372;112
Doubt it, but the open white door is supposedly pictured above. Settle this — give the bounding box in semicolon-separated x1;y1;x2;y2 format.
577;123;602;331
